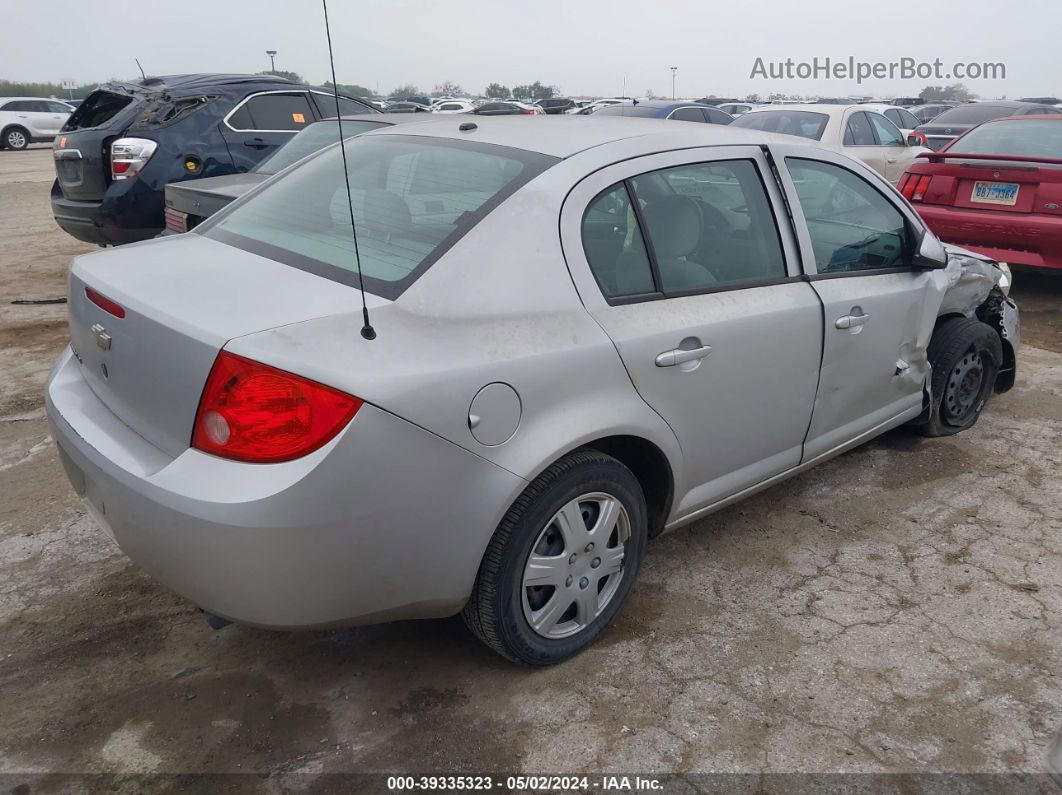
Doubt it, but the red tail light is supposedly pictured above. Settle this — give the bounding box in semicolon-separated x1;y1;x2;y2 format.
192;352;362;463
85;287;126;318
522;109;535;114
911;175;933;202
899;173;932;202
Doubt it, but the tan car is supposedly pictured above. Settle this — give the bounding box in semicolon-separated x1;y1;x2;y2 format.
732;103;930;184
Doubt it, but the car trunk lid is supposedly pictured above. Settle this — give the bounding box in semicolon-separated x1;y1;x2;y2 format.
68;233;386;458
912;153;1062;216
164;173;267;231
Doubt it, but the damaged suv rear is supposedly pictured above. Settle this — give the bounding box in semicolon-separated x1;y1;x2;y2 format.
50;74;377;245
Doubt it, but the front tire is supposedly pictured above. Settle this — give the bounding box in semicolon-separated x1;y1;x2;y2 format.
3;127;29;151
918;317;1002;437
463;450;647;665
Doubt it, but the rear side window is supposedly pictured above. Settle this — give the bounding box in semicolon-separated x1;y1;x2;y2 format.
843;112;876;145
582;184;655;297
669;107;706;123
204;136;556;299
228;93;315;131
310;94;374;118
63;91;134;130
786;158;908;273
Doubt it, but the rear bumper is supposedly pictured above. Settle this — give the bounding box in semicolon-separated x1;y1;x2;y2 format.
50;179;163;246
917;204;1062;271
46;347;525;628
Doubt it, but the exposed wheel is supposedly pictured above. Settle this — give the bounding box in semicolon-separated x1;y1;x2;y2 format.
3;127;29;151
462;449;647;665
918;316;1002;437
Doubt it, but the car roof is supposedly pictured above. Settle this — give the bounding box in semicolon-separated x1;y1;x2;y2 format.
362;114;807;158
0;96;73;102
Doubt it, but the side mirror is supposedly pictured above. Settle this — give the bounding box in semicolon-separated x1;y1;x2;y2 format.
907;134;924;147
912;232;948;269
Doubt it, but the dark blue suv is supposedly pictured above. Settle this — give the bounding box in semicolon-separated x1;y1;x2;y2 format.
51;73;377;245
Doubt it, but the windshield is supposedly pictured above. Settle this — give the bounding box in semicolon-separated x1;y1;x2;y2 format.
931;105;1018;125
949;119;1062;157
203;136;557;299
731;111;829;141
255;120;390;174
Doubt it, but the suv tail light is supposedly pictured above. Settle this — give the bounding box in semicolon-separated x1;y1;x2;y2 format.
192;352;362;463
110;137;158;181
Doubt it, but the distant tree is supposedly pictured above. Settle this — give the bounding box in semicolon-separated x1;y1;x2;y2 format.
745;93;762;103
0;79;98;99
485;82;510;98
256;69;304;83
919;82;973;102
512;81;555;101
432;80;463;97
390;84;421;99
323;80;374;99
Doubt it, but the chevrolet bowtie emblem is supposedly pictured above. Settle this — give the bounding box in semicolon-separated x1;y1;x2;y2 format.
91;323;111;350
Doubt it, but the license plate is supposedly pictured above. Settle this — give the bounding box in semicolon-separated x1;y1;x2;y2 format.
971;181;1019;206
164;207;188;233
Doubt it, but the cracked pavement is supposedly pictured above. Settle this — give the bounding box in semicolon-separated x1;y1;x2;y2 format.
1;148;1060;785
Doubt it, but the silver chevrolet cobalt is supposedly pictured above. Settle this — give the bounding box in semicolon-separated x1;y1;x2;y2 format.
47;117;1019;664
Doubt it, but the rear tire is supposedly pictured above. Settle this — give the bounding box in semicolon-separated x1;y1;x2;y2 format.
462;450;647;665
3;127;29;151
918;317;1002;437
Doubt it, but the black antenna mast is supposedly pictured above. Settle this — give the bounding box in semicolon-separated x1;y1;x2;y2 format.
322;0;376;340
135;59;147;80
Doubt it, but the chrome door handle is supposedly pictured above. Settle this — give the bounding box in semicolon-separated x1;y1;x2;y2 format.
655;345;712;367
835;313;870;330
886;157;899;163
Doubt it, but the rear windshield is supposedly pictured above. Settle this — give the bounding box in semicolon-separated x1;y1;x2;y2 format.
931;105;1017;125
594;105;659;118
255;120;389;174
731;110;829;141
63;90;134;131
948;119;1062;157
203;136;556;299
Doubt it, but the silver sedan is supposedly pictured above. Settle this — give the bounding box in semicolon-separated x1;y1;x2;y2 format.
47;117;1019;664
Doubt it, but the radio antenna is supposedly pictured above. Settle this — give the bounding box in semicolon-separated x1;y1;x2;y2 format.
135;59;147;80
321;0;376;340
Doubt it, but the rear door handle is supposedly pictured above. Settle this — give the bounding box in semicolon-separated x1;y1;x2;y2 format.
655;345;712;367
835;313;870;330
243;138;270;149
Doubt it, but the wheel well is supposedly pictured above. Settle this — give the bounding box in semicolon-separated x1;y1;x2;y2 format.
582;435;673;538
1;124;29;142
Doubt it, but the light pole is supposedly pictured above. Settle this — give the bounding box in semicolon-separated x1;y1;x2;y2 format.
670;66;678;100
266;50;277;74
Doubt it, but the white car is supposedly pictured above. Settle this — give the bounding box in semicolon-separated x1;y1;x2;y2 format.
432;100;476;114
0;97;74;150
732;104;929;184
567;98;628;115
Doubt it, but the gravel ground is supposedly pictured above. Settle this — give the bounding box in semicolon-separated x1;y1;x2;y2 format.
1;148;1060;790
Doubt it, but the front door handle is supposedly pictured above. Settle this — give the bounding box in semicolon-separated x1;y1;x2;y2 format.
835;313;870;330
655;345;712;367
243;138;270;149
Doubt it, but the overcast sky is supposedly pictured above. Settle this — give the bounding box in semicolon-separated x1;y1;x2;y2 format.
3;0;1057;99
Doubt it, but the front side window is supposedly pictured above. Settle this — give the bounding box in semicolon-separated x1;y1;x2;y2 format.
228;93;315;131
204;136;556;299
868;113;905;145
46;101;73;113
786;158;909;274
843;112;877;146
310;94;373;118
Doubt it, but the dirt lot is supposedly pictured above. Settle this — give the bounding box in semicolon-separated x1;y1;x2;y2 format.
1;147;1060;788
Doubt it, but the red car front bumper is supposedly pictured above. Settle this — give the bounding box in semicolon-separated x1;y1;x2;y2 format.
916;204;1062;270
